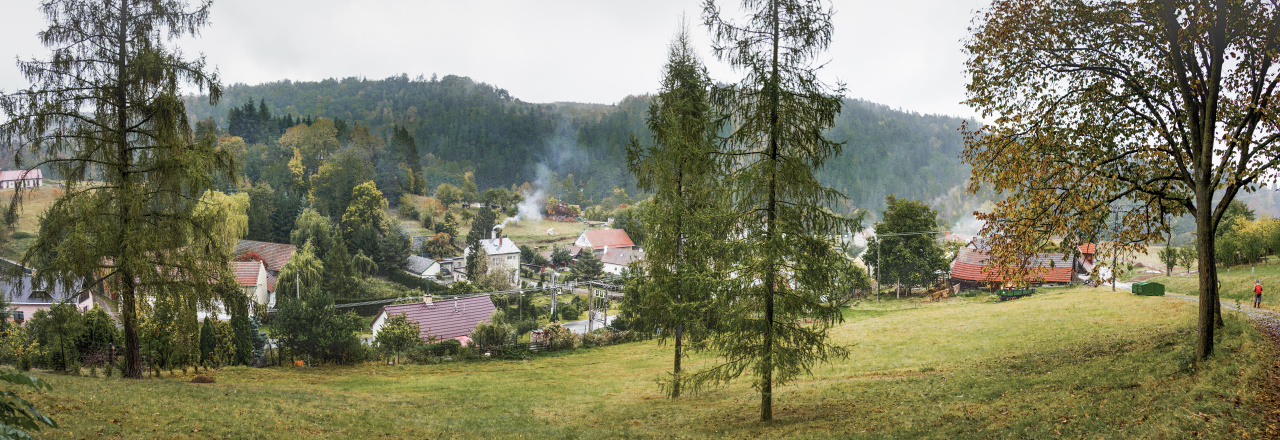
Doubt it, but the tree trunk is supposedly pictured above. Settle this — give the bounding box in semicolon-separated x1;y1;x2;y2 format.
1194;197;1219;359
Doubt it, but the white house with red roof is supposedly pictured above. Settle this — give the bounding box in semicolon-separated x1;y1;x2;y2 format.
230;260;272;306
370;294;496;343
574;228;635;253
0;169;42;189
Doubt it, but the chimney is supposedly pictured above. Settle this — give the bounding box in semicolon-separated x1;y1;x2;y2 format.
423;293;432;305
491;228;496;240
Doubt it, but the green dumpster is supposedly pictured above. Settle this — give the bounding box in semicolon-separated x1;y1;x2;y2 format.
1131;282;1164;296
1130;282;1146;295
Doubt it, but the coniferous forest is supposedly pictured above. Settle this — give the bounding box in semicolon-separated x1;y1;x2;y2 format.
184;75;980;221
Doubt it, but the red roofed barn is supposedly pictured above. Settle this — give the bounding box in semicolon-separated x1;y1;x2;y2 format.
950;243;1078;289
370;295;496;342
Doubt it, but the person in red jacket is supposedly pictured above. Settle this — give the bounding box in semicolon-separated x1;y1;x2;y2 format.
1254;281;1263;308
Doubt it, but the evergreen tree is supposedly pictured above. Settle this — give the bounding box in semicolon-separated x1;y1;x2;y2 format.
380;223;413;276
466;207;498;250
199;317;216;368
701;0;856;420
323;227;358;296
0;0;228;379
574;249;604;281
625;24;728;398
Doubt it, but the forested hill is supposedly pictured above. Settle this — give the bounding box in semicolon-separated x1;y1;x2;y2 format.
185;75;982;221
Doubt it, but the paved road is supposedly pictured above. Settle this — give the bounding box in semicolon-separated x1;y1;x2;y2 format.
560;313;616;334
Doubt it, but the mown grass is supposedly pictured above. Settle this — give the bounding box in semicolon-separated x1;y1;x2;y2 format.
14;287;1275;438
0;185;62;260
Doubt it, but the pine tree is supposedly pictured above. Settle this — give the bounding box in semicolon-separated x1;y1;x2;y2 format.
0;0;227;379
701;0;857;421
626;23;729;398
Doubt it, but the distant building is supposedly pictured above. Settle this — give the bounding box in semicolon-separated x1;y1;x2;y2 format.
464;233;521;285
949;240;1079;289
233;240;297;277
404;255;441;279
370;294;496;343
230;260;273;307
0;169;42;189
574;228;635;253
600;248;644;275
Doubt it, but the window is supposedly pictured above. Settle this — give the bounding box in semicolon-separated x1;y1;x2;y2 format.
10;311;22;323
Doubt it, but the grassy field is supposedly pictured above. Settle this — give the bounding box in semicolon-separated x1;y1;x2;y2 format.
14;287;1276;439
0;185;62;260
398;195;593;252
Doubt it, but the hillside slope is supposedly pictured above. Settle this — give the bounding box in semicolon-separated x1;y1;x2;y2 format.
185;75;984;219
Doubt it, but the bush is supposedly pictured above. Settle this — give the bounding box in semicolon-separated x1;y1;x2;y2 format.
542;323;578;351
9;231;35;240
387;269;444;293
471;322;514;349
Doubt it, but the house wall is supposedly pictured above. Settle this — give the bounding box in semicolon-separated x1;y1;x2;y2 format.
371;311;388;337
573;233;591;249
603;262;626;275
488;252;520;284
8;304;49;325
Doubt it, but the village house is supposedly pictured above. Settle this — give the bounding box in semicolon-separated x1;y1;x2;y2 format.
537;245;584;270
0;169;43;189
435;257;467;284
573;228;635;254
233;240;296;277
464;233;521;285
370;294;496;343
230;260;273;307
949;240;1079;290
404;255;441;279
601;248;644;275
0;259;105;324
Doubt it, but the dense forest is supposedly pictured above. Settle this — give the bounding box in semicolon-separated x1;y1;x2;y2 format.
185;74;984;221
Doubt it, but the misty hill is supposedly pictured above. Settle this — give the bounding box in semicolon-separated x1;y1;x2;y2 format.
185;74;983;221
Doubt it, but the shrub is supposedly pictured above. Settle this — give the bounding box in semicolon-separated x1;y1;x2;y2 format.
542;323;578;351
9;231;34;240
471;322;514;350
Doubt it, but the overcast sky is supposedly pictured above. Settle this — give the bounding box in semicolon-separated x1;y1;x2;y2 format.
0;0;989;118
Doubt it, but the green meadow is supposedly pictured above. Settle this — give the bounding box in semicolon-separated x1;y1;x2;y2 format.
15;286;1276;439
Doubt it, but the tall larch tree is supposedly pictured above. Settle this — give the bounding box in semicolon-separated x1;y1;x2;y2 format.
962;0;1280;359
701;0;858;421
0;0;226;379
626;23;729;398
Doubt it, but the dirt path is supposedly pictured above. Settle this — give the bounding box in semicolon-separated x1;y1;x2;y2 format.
1165;292;1280;436
1165;292;1280;328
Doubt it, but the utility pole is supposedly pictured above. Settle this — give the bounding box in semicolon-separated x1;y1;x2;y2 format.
550;272;558;322
876;238;881;302
1112;209;1119;292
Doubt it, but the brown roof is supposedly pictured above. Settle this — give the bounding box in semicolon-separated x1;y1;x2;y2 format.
581;229;634;250
950;247;1075;284
229;261;263;286
376;295;496;340
601;248;644;266
233;240;296;273
1078;243;1096;255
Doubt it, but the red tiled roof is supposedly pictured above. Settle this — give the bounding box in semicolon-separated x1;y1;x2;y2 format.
233;240;296;273
0;169;42;181
377;295;496;340
1078;243;1096;255
581;229;634;250
229;261;262;286
265;272;278;292
950;247;1075;284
